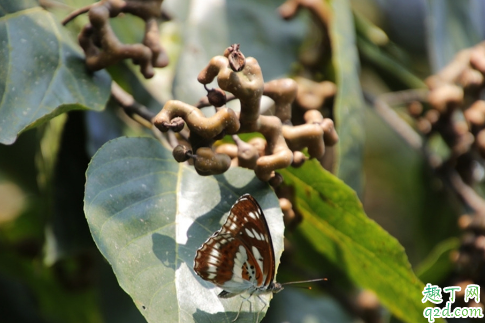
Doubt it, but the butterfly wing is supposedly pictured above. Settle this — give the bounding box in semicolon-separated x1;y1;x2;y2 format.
193;194;276;296
219;194;276;289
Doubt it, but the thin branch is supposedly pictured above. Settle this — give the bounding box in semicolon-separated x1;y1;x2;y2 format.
445;167;485;215
110;82;177;151
369;90;427;150
167;130;180;149
61;4;94;25
368;89;485;215
111;82;155;128
377;88;429;106
39;0;72;10
231;134;243;145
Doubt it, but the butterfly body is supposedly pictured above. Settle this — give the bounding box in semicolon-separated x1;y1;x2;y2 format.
193;194;283;302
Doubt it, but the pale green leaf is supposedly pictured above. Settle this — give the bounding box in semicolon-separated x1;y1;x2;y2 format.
84;137;284;323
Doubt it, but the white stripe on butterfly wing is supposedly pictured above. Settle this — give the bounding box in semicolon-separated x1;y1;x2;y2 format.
245;228;255;238
210;248;220;259
231;245;247;283
248;211;258;219
251;228;264;241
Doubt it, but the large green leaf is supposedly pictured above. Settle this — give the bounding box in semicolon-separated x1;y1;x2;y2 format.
0;1;111;145
329;0;365;195
84;137;284;323
280;161;444;323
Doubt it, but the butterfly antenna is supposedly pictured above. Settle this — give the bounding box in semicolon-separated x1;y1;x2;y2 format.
292;285;313;290
281;278;328;286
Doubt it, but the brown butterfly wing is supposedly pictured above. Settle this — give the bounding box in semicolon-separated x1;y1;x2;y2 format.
193;194;276;294
219;194;276;288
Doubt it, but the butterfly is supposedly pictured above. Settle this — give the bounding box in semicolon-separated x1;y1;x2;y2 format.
193;194;283;321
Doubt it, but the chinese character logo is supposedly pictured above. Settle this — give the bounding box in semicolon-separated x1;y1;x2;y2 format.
422;283;443;304
465;284;480;303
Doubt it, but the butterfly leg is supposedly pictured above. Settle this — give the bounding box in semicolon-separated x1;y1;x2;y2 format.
232;295;252;322
255;295;267;323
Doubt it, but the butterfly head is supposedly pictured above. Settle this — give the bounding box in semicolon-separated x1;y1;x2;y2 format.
268;281;284;294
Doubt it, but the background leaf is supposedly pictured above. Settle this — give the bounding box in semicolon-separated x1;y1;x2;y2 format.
43;111;95;266
84;137;284;323
415;237;459;285
329;0;366;195
0;1;111;145
425;0;485;72
264;289;360;323
172;0;307;104
280;160;442;323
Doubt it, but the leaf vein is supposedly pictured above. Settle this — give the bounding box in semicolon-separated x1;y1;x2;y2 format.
115;223;176;267
98;190;176;238
85;169;178;215
28;13;61;123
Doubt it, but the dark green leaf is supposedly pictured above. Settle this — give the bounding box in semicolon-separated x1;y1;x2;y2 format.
44;111;95;266
0;1;111;145
329;0;365;195
280;160;444;323
84;137;284;323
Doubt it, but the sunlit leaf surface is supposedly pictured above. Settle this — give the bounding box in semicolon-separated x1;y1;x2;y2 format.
84;137;284;323
280;161;442;323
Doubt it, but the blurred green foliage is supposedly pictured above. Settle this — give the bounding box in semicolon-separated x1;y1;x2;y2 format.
0;0;480;322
